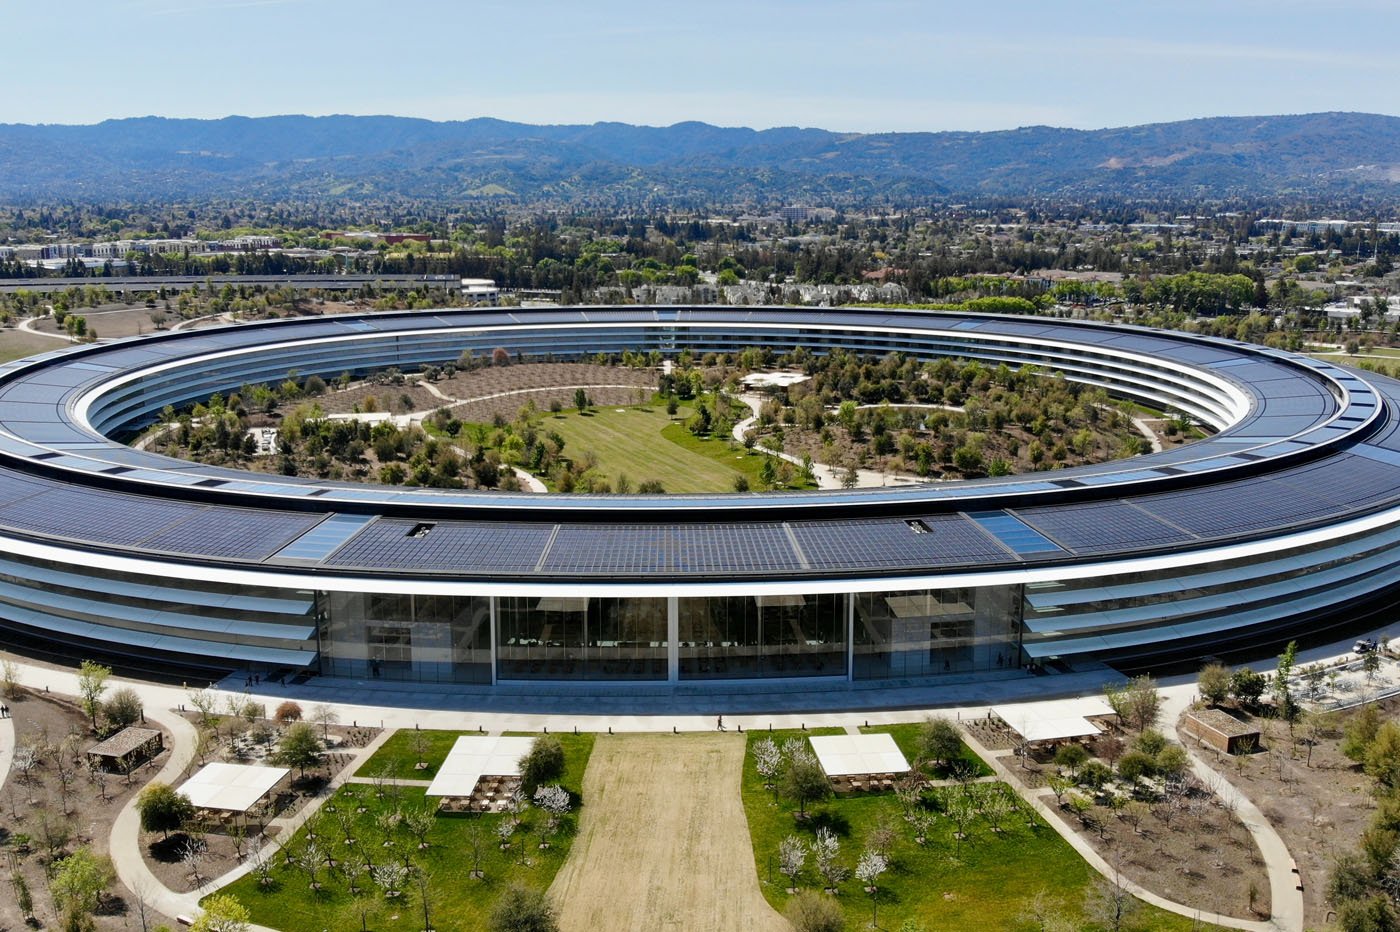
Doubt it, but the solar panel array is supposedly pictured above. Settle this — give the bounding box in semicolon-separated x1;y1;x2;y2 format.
0;308;1395;578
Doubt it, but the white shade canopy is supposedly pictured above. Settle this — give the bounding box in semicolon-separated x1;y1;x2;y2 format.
809;734;911;778
180;762;289;813
425;735;537;798
992;697;1115;743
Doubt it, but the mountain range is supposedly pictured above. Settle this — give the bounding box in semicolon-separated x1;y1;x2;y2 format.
1;111;1398;205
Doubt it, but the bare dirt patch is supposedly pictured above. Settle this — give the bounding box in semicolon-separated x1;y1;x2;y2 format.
0;685;173;930
1179;704;1379;922
550;734;787;932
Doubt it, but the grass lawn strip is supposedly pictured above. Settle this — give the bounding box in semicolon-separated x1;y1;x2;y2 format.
543;403;744;492
743;729;1219;931
222;732;594;932
353;728;466;780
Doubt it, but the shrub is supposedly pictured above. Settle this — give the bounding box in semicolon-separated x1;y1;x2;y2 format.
786;889;845;932
138;783;195;839
488;884;558;932
273;701;303;723
103;687;144;729
519;736;565;794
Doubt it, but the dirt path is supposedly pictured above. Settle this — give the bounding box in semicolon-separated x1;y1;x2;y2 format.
551;734;788;932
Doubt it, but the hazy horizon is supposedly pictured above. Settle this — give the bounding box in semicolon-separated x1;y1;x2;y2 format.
5;0;1396;134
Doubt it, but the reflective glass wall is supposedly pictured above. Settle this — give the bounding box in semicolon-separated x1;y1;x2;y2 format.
496;596;667;681
319;591;492;683
852;586;1022;680
678;592;845;679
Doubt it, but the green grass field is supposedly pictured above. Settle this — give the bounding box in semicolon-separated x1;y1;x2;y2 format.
223;732;594;932
354;729;469;780
541;402;808;493
742;730;1218;931
859;722;993;779
0;328;63;364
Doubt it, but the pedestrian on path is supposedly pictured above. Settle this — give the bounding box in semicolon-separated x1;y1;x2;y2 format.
716;714;725;731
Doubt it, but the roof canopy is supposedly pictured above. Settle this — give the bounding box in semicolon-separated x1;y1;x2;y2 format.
425;736;536;798
992;696;1115;743
180;762;289;813
809;733;911;778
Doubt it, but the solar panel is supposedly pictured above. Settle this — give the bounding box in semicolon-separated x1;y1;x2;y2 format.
541;524;801;574
141;508;324;561
792;515;1008;571
324;520;556;572
1016;501;1196;555
968;511;1064;555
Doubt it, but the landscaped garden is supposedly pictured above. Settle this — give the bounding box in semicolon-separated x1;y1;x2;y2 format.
743;726;1221;931
221;730;594;932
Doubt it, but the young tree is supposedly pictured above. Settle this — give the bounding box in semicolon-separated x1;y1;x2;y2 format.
811;826;848;890
51;846;115;927
372;861;408;898
782;751;830;819
311;703;339;740
77;659;111;732
1104;675;1161;731
1;657;20;700
191;892;252;932
779;834;807;891
273;700;303;723
1230;667;1268;706
785;889;845;932
138;783;195;839
1084;870;1139;932
753;737;784;803
1274;640;1300;722
274;722;323;778
856;849;888;928
918;716;964;771
532;784;571;845
518;735;565;794
12;870;34;922
488;884;559;932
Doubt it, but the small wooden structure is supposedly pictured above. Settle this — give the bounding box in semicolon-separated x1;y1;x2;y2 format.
87;727;163;772
1182;708;1259;755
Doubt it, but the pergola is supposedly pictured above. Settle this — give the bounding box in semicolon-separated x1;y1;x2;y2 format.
809;733;911;779
180;762;290;815
991;696;1117;745
425;735;535;802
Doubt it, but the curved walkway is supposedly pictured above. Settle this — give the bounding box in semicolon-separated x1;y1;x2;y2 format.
17;315;76;342
961;727;1287;931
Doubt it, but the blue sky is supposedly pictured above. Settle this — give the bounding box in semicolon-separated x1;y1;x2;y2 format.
6;0;1397;132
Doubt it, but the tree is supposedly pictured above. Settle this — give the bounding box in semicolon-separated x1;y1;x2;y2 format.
1338;895;1400;932
533;784;571;844
274;700;303;723
1104;675;1160;731
785;889;845;932
1084;870;1138;932
51;846;114;926
519;735;565;794
488;884;559;932
1274;640;1299;721
1345;706;1384;763
1;657;18;699
192;893;252;932
856;849;888;928
1230;667;1268;706
574;387;588;413
811;826;849;890
77;659;111;732
1366;722;1400;792
779;834;807;891
1197;662;1231;705
783;751;830;819
104;686;144;728
138;783;195;839
918;716;963;770
753;737;784;802
274;722;323;778
311;704;339;739
1054;744;1089;778
12;871;33;922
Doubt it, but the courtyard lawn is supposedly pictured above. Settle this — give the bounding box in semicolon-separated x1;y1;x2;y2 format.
660;423;817;491
0;328;64;363
742;730;1219;931
223;732;594;932
353;728;470;780
543;403;745;492
860;722;993;779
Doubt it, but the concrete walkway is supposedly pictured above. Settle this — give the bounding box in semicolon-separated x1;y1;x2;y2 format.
0;704;14;798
